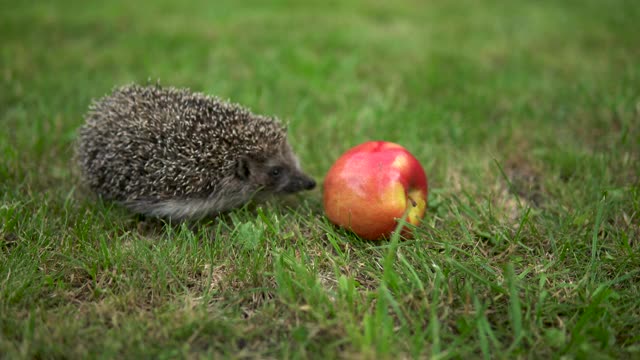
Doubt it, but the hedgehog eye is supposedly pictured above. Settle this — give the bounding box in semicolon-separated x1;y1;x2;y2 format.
270;167;283;178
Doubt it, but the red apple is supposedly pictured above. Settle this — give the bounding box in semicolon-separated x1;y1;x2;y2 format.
323;141;428;240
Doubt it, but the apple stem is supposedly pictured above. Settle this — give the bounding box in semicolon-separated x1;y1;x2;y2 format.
408;195;417;207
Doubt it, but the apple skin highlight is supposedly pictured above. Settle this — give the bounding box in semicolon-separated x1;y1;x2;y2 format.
323;141;428;240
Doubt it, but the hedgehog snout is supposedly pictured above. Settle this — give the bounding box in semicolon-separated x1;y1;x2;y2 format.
302;177;316;190
282;173;316;193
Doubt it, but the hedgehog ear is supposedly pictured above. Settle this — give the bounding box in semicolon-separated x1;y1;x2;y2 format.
236;157;251;180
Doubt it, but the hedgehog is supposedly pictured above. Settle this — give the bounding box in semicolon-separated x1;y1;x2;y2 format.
75;83;316;220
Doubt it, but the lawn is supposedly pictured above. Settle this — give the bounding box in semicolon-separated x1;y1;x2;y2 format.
1;0;639;358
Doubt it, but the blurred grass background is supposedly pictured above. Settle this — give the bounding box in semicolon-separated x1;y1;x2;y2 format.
1;0;639;358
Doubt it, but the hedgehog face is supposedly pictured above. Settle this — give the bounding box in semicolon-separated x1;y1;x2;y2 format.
235;143;316;195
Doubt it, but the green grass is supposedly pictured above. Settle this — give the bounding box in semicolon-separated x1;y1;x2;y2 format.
1;0;639;358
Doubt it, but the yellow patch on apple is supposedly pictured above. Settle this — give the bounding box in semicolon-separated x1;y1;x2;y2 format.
406;189;427;226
